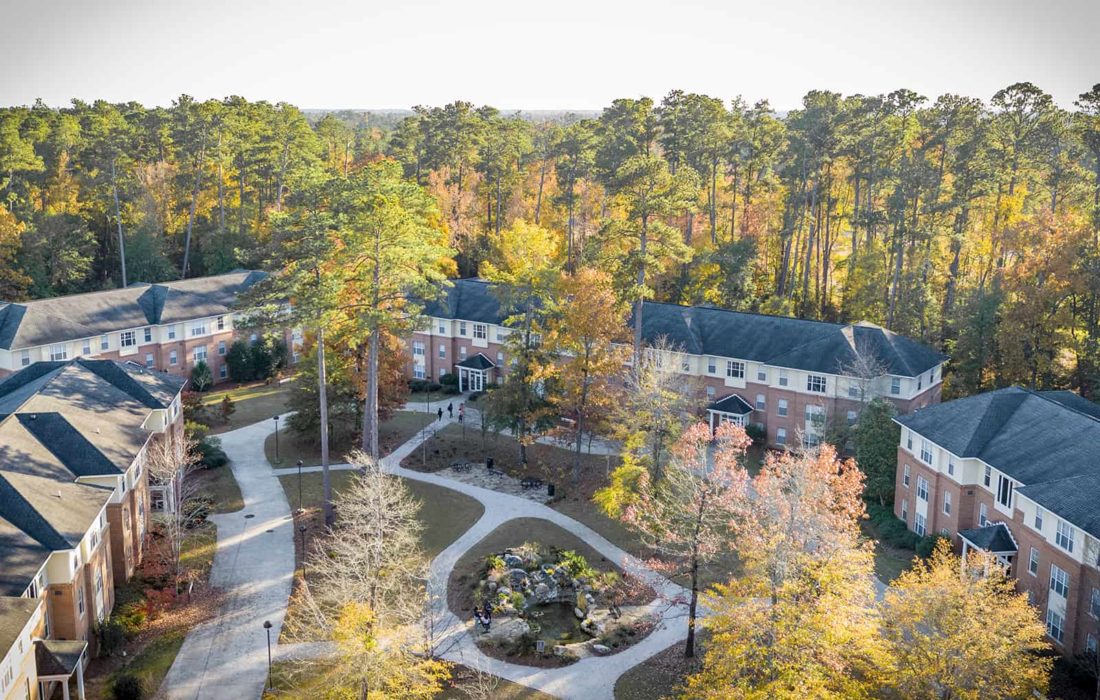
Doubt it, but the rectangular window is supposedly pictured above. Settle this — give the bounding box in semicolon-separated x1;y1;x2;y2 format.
726;360;744;379
706;385;716;399
412;341;425;356
918;376;923;390
914;512;926;537
50;344;67;361
169;350;178;366
755;394;766;410
219;364;228;379
920;439;933;464
916;475;929;502
903;464;910;487
681;358;690;372
1087;634;1097;655
167;325;176;340
496;351;504;364
413;365;425;379
900;498;908;523
438;323;446;335
145;353;154;368
848;383;859;398
947;459;955;477
775;428;787;445
82;339;91;355
779;370;789;387
1028;547;1039;575
143;327;152;343
194;346;207;363
707;358;716;374
996;475;1013;508
983;465;991;487
438;344;446;359
77;585;85;615
1034;507;1044;531
807;374;827;393
99;334;109;351
1055;520;1075;553
473;323;487;340
890;377;901;395
496;329;505;342
1090;588;1100;618
979;503;988;526
1050;565;1070;599
19;350;30;367
777;399;788;417
191;322;207;337
459;322;467;336
943;491;952;515
216;316;225;331
121;330;136;348
756;370;766;382
218;341;227;356
847;410;858;425
1046;609;1065;644
459;346;467;358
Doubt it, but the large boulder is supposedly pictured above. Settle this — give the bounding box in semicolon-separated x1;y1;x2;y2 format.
481;616;529;645
592;643;611;655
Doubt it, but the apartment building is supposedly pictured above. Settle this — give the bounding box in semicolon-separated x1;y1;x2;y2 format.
0;359;185;699
411;279;946;447
0;271;269;385
894;387;1100;656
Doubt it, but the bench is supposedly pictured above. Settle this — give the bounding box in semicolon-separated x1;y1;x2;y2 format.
521;477;544;490
451;461;472;473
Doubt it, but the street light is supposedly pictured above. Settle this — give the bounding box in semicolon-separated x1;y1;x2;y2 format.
299;524;308;577
263;620;273;691
272;415;280;461
296;459;304;513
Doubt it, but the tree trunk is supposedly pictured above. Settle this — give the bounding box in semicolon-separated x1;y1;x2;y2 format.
111;160;127;287
572;355;590;484
318;326;334;527
633;215;648;364
535;162;547;224
566;180;576;270
181;129;207;279
275;141;290;211
362;328;380;460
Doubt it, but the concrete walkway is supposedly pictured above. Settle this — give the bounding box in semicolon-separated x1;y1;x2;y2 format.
162;419;294;700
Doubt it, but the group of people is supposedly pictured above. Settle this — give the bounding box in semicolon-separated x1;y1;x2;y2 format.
473;601;493;632
436;401;465;422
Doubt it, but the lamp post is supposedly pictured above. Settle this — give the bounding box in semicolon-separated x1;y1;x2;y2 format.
263;620;273;691
299;524;308;577
296;459;304;513
272;415;280;461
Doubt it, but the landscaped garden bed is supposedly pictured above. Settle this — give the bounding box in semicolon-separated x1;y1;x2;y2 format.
449;519;656;668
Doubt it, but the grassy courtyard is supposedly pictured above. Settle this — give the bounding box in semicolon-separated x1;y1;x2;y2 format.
265;410;436;467
199;378;294;434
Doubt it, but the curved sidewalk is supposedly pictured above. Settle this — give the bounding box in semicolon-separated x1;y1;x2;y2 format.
162;419;295;700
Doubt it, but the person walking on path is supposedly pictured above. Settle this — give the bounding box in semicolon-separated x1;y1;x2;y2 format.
447;402;454;418
437;407;444;421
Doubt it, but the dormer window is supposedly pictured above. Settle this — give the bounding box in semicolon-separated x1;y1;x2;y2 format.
807;375;826;393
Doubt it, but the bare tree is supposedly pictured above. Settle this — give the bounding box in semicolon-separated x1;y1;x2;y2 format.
457;660;501;700
839;335;891;416
143;433;203;593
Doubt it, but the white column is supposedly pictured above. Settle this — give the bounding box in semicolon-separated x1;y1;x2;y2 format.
76;664;85;700
62;679;70;700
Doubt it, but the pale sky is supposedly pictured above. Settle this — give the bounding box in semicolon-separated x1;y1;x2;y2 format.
2;0;1098;111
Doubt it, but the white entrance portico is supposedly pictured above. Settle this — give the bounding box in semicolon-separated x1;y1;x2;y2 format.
456;353;496;392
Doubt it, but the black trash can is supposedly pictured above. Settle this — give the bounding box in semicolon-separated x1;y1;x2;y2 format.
486;457;494;470
547;483;555;497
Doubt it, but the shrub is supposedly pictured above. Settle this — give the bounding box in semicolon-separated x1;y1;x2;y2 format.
468;391;485;401
440;372;459;387
196;437;228;469
225;340;254;382
95;618;128;656
219;395;235;422
408;379;429;393
916;533;949;559
508;590;526;610
189;361;213;392
250;340;276;380
558;550;596;579
111;674;146;700
866;502;920;550
744;423;767;446
427;382;442;392
443;384;462;395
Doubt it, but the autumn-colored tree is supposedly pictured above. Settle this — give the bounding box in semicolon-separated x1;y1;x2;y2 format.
684;445;884;699
597;421;752;658
880;540;1051;700
545;267;629;483
479;220;562;468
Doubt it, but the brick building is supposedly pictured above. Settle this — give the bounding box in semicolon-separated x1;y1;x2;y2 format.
894;387;1100;656
0;271;275;385
411;278;946;448
0;359;186;699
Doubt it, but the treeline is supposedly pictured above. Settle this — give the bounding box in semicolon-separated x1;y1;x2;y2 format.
2;83;1099;398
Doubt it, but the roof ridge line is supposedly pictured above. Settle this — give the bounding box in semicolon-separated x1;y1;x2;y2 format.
0;473;70;551
1027;388;1100;425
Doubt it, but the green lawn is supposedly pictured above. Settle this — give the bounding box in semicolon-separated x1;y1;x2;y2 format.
277;471;484;559
266;410;436;467
193;464;244;514
112;630;187;697
408;389;459;405
198;379;294;434
862;519;918;584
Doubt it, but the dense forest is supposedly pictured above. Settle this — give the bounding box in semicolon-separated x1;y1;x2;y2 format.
2;83;1099;399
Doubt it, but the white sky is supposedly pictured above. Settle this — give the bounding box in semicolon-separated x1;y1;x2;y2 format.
1;0;1097;111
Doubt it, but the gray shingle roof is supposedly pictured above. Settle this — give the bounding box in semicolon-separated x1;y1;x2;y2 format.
709;394;754;415
35;639;86;676
0;270;265;350
0;596;39;662
0;359;183;595
959;523;1018;553
897;387;1100;539
426;279;945;377
456;353;495;370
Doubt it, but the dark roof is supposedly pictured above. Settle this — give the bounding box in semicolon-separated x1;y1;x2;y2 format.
0;359;182;594
0;597;39;661
34;639;86;677
0;270;265;350
1018;476;1100;540
1037;390;1100;421
898;387;1100;539
426;279;945;377
456;353;495;371
708;394;754;415
959;523;1018;553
